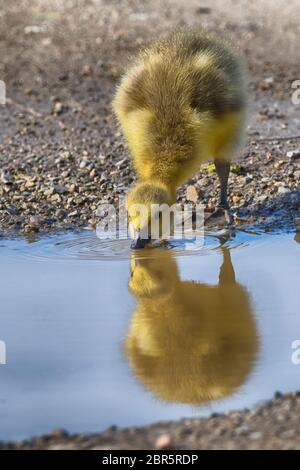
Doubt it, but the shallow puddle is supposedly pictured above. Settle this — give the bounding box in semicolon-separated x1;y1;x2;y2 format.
0;229;299;440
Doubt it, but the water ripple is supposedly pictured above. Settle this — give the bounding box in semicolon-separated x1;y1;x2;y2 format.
0;227;274;263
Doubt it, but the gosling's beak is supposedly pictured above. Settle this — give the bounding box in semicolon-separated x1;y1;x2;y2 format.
131;231;151;249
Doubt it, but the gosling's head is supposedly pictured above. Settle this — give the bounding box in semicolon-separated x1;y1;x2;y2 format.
129;250;179;298
127;182;172;249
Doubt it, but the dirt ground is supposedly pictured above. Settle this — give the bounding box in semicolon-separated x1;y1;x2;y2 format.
0;0;299;236
0;0;300;450
2;392;300;450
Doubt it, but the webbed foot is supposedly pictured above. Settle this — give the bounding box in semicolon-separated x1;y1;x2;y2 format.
205;206;234;230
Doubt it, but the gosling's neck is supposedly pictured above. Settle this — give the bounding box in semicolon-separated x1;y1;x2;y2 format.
140;178;176;205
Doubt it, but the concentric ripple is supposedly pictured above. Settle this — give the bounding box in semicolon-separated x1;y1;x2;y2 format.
0;227;273;263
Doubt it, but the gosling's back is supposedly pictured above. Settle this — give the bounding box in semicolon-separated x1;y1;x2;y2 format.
113;32;247;188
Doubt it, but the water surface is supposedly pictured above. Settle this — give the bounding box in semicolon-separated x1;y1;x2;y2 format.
0;230;299;440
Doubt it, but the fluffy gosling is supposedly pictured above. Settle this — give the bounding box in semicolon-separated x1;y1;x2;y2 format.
113;31;247;247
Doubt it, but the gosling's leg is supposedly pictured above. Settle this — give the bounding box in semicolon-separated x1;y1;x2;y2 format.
218;247;236;285
205;160;233;228
215;160;230;209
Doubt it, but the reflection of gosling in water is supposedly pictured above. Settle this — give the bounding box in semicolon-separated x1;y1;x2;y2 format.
113;32;247;247
125;249;258;404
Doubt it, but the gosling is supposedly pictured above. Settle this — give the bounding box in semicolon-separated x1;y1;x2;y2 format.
113;31;247;248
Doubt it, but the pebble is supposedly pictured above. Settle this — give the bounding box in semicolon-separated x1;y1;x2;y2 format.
287;150;300;160
232;195;241;204
68;210;78;217
79;160;88;169
186;185;199;203
277;186;291;195
29;215;43;227
52;102;63;114
24;25;46;34
25;180;35;189
249;431;263;440
0;171;12;184
242;175;253;184
257;195;268;203
155;434;172;449
260;76;274;90
69;184;76;193
44;188;54;197
53;184;68;194
294;170;300;180
51;194;62;203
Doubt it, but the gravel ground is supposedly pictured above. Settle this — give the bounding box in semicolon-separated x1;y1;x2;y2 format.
0;0;299;236
1;0;300;450
2;392;300;450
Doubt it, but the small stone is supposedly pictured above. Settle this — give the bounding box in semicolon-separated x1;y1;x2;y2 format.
53;184;67;194
115;158;127;169
260;76;274;90
99;173;108;184
257;194;268;203
195;6;211;14
81;64;92;76
277;186;291;195
24;25;46;34
52;102;63;114
29;215;43;227
155;434;172;450
232;195;241;204
287;150;300;160
0;171;12;184
79;160;87;169
186;185;199;203
282;429;295;439
24;224;38;233
99;154;107;164
68;210;78;217
249;431;262;440
51;193;62;203
242;175;252;184
61;151;70;159
25;180;35;189
44;188;54;197
274;160;284;169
